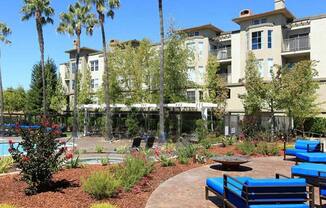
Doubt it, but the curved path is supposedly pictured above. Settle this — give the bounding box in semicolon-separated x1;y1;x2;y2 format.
145;157;294;208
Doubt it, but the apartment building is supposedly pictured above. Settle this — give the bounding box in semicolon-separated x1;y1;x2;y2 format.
60;0;326;115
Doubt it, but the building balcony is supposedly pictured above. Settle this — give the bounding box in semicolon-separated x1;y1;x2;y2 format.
282;36;310;53
216;47;232;61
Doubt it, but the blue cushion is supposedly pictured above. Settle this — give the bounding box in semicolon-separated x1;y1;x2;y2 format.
206;177;251;195
321;187;326;196
245;178;306;187
292;163;326;177
285;148;308;156
249;204;309;208
296;152;326;163
295;139;320;151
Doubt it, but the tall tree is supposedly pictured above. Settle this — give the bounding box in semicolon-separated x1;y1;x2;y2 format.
57;2;98;144
26;59;57;114
21;0;54;115
158;0;165;142
81;0;120;141
205;55;229;120
0;22;11;133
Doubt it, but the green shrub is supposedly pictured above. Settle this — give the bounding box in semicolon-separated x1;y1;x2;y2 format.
115;155;153;191
237;141;255;155
125;109;139;137
115;146;129;154
195;154;207;164
100;157;109;166
66;155;81;169
90;203;118;208
222;136;237;147
0;204;15;208
159;155;175;167
256;142;280;156
0;156;14;173
178;155;189;164
82;171;121;199
9;121;67;195
95;145;104;153
195;119;208;142
225;151;234;156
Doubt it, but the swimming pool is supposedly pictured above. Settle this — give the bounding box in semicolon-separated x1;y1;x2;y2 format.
0;143;21;157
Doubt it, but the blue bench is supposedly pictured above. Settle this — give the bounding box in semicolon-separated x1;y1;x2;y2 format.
291;163;326;206
295;152;326;164
284;139;323;160
205;174;314;208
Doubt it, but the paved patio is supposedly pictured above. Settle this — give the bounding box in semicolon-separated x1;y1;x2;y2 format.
145;157;317;208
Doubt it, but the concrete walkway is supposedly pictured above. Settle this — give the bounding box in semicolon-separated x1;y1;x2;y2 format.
146;157;296;208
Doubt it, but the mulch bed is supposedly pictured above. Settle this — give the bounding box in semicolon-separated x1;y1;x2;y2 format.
0;162;201;208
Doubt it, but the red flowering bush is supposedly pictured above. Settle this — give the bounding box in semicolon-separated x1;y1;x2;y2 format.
9;118;67;195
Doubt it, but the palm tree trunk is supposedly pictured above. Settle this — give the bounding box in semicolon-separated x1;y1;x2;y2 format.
73;35;81;148
36;16;47;116
0;48;4;137
158;0;165;143
100;14;112;141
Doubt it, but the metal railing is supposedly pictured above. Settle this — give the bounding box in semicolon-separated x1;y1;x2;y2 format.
213;47;232;60
282;36;310;52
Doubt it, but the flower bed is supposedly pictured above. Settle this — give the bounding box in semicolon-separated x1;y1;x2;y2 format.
0;161;201;208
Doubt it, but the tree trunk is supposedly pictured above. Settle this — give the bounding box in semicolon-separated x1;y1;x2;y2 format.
36;15;47;116
158;0;165;143
72;35;81;149
100;13;113;141
0;48;4;137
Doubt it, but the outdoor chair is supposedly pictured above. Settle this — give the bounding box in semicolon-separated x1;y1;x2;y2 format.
205;174;314;208
291;163;326;206
131;137;142;150
295;152;326;164
145;136;155;149
284;139;323;160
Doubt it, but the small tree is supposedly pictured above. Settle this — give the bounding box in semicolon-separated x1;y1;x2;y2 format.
9;120;68;195
205;55;229;120
78;65;92;105
279;61;319;129
50;75;67;113
241;52;265;116
4;87;26;114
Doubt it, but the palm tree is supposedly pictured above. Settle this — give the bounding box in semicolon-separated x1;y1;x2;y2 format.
57;2;98;148
158;0;165;143
82;0;120;141
0;22;11;137
21;0;54;116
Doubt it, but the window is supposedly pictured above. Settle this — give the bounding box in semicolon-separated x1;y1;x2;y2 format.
198;42;204;59
199;91;203;101
187;67;196;82
261;18;267;24
94;78;99;89
253;19;260;25
252;31;262;50
187;91;196;103
267;58;274;78
194;31;200;36
90;60;99;71
72;80;76;90
268;30;273;49
71;63;77;73
91;79;94;89
188;32;194;37
186;42;196;52
252;19;267;25
256;59;264;77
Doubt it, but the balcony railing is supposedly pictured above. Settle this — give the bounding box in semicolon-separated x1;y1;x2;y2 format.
216;47;232;60
282;36;310;52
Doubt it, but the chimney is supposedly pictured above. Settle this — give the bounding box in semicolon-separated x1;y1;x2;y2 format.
274;0;285;10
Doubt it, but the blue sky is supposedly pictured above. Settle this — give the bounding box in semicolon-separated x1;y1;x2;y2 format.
0;0;325;90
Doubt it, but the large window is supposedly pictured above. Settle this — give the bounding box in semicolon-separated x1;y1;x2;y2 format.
256;59;264;77
90;60;99;71
252;31;262;50
267;58;274;78
71;63;77;73
187;91;196;103
268;30;273;49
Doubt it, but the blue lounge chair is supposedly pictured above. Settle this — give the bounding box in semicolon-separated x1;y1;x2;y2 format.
205;174;314;208
291;163;326;206
284;139;323;160
295;152;326;164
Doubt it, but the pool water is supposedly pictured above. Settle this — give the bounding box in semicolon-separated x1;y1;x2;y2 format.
0;143;22;157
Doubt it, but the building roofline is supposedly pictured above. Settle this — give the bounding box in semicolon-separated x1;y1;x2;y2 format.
178;24;223;33
293;14;326;22
233;8;295;24
64;47;100;54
